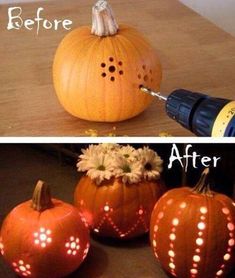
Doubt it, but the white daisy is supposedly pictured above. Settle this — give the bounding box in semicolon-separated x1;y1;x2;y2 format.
86;152;114;185
77;144;100;172
98;143;120;154
118;145;138;162
138;146;163;181
114;155;142;184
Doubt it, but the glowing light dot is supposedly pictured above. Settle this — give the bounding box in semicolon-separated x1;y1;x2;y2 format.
41;243;46;248
76;246;80;250
193;263;197;268
27;271;31;275
193;255;200;262
216;270;223;276
154;225;158;232
71;242;76;249
169;263;175;269
12;263;17;267
196;248;200;253
65;243;70;247
67;250;72;255
34;233;38;237
40;228;45;232
158;212;164;219
180;202;187;209
104;205;110;212
76;238;79;243
167;199;173;205
227;223;235;231
190;269;198;274
94;229;99;233
19;266;26;272
224;254;231;261
222;208;230;215
200;216;206;220
72;251;77;255
47;238;52;243
26;265;30;269
200;207;208;214
16;269;20;273
168;250;175;257
198;232;203;236
169;233;176;241
172;218;179;226
198;222;206;230
196;238;203;246
152;240;157;247
70;236;75;241
138;209;144;215
233;202;235;207
228;239;235;246
40;234;47;241
120;234;125;238
19;260;24;265
35;239;39;245
46;230;51;235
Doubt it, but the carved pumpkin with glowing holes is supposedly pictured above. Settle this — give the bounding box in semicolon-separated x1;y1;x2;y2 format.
74;176;165;239
150;169;235;278
53;0;162;122
0;181;90;278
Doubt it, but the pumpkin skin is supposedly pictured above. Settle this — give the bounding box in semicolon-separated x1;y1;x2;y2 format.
0;181;90;278
74;176;165;239
150;169;235;278
53;1;162;122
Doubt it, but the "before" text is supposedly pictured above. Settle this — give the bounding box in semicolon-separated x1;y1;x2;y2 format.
7;7;73;34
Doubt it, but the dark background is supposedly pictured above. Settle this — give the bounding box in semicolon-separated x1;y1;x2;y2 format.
0;144;234;278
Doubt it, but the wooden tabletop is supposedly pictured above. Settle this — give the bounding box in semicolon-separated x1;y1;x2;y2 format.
0;0;235;136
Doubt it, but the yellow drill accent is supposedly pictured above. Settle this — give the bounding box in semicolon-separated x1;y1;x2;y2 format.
212;101;235;137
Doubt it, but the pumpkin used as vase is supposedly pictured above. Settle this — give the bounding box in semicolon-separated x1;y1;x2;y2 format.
53;0;162;122
74;143;165;239
75;176;165;239
150;168;235;278
0;181;90;278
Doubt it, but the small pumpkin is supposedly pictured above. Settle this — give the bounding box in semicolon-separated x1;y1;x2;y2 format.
53;0;162;122
74;175;165;239
150;169;235;278
0;181;90;278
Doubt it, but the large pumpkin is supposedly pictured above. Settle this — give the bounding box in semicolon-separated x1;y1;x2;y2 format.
0;181;90;278
74;175;165;239
150;169;235;278
53;0;162;122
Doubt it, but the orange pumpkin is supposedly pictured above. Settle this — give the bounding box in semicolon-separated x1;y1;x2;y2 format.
0;181;90;278
53;0;162;122
150;169;235;278
74;175;165;239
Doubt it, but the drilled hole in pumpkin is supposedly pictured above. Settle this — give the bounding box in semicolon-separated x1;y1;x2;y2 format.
119;70;123;75
101;63;106;68
101;73;106;78
109;66;116;73
144;75;148;82
142;65;146;70
110;76;115;82
139;84;143;89
109;57;114;62
150;69;152;74
138;74;141;79
118;61;123;66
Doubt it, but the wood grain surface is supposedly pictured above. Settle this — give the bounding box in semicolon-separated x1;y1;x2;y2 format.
0;0;235;136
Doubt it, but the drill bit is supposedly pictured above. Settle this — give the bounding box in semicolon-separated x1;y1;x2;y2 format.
140;86;167;101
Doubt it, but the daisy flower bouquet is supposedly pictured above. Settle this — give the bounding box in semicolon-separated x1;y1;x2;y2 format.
76;143;163;185
74;144;165;239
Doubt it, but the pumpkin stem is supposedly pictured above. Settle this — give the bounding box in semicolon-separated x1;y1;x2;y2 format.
31;180;53;212
91;0;119;37
192;168;213;196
